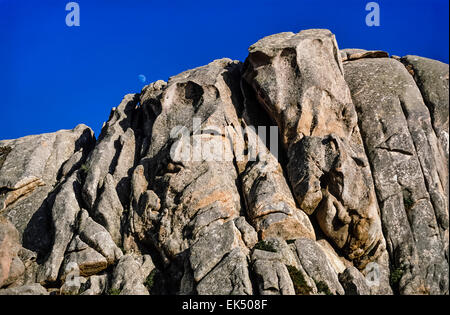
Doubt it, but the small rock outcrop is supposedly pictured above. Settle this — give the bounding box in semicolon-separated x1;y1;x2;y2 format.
0;29;448;295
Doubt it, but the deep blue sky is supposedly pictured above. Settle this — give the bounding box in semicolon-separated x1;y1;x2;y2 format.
1;0;448;140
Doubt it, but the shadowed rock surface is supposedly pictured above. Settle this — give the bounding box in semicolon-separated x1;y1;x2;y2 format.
0;29;448;295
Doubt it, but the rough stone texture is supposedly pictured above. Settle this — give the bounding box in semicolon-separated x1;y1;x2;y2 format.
234;217;258;249
316;238;349;275
60;275;86;295
402;56;450;265
341;49;389;61
401;56;449;208
93;174;124;245
110;254;155;295
251;249;295;295
242;29;387;271
400;55;449;164
241;149;316;241
0;29;448;295
0;216;23;287
80;274;108;295
37;172;82;284
82;94;139;210
0;124;94;194
61;247;108;278
361;249;393;295
0;283;48;295
294;238;345;295
265;238;304;269
338;266;371;295
190;220;244;282
0;125;95;261
37;184;121;284
197;248;253;295
344;57;449;295
77;210;123;265
129;58;254;295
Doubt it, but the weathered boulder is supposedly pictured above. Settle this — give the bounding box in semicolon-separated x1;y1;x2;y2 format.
293;238;344;295
77;210;123;265
110;254;155;295
135;59;244;258
37;172;83;283
0;216;23;288
341;49;389;61
233;217;258;249
0;283;48;295
0;124;94;198
189;220;245;282
37;193;121;284
251;238;318;295
243;29;387;269
61;247;108;279
251;249;295;295
241;149;316;241
316;238;350;275
338;266;371;295
0;125;95;259
197;248;253;295
60;274;87;295
80;274;108;295
92;174;124;245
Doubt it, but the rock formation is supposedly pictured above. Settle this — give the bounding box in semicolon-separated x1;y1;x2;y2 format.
0;29;448;295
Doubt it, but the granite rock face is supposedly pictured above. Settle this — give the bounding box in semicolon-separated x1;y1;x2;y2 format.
344;57;448;295
242;30;387;272
0;29;448;295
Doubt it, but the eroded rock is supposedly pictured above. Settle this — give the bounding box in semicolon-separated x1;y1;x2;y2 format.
344;57;448;294
0;125;95;260
0;283;48;295
338;266;370;295
243;29;387;269
0;216;23;287
110;253;155;295
197;248;253;295
294;238;344;295
251;249;295;295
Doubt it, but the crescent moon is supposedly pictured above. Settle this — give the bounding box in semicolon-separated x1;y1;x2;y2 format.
138;74;146;83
